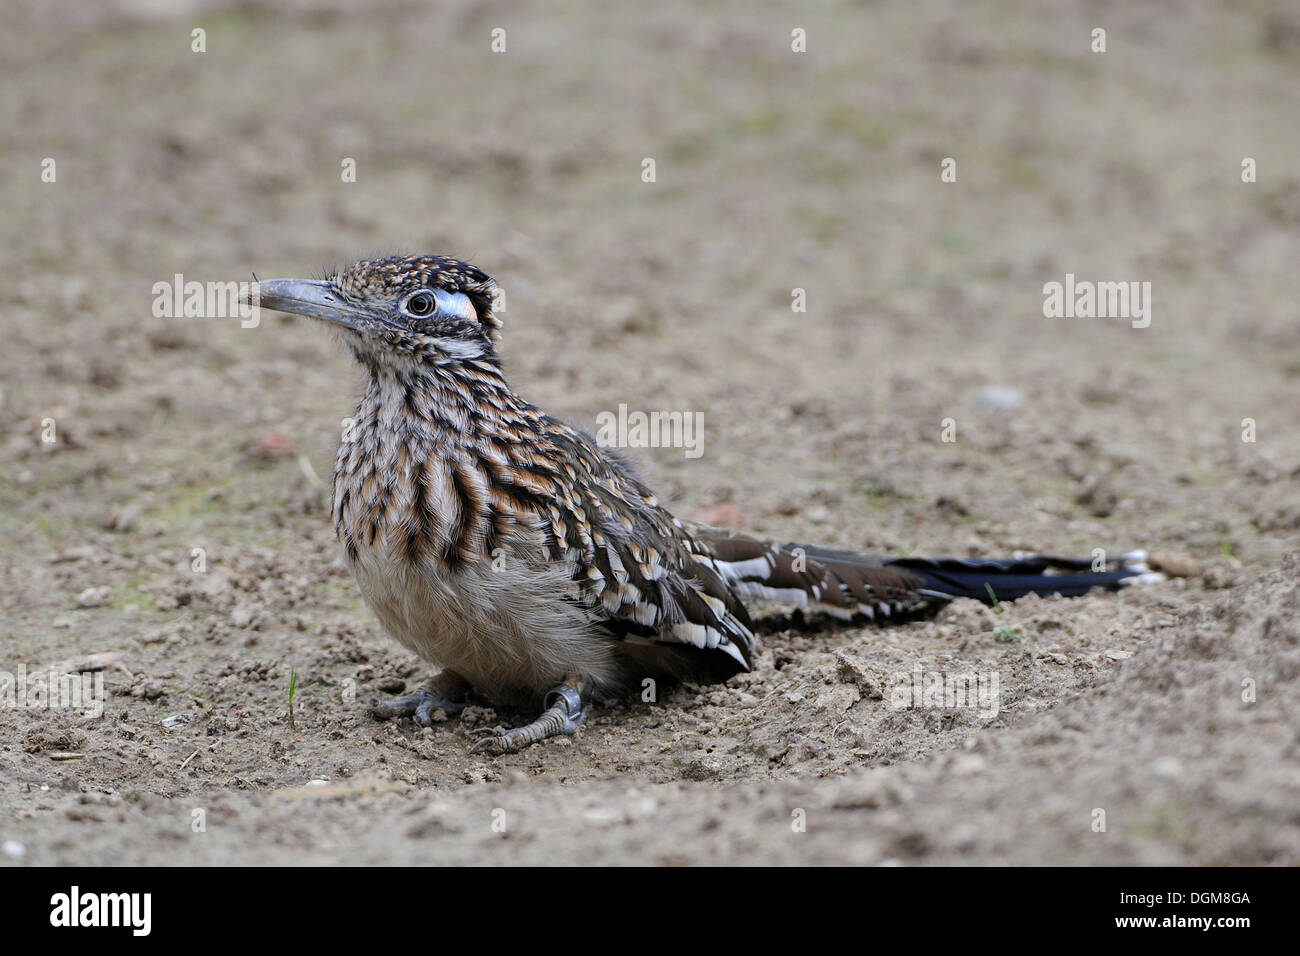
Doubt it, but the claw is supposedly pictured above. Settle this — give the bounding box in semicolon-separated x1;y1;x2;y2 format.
468;732;506;754
469;682;589;755
370;689;465;727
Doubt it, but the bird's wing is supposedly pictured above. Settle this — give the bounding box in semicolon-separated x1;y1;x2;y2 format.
507;418;757;670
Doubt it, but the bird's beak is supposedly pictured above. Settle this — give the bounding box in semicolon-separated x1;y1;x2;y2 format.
247;278;367;330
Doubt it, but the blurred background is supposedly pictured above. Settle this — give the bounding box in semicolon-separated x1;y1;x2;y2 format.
1;0;1297;865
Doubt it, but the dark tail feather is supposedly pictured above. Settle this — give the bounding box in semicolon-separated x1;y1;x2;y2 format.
879;552;1159;602
697;526;1161;622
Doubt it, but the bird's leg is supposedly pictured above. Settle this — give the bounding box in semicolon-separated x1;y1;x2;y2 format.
370;669;471;727
470;675;590;755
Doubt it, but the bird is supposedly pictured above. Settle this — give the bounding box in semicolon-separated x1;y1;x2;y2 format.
252;254;1158;755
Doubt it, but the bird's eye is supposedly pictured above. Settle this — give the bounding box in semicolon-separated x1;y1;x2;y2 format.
404;291;437;318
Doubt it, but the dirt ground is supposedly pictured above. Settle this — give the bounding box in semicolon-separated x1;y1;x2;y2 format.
2;0;1298;866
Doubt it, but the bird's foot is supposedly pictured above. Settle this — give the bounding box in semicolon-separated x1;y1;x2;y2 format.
470;683;589;755
370;688;466;727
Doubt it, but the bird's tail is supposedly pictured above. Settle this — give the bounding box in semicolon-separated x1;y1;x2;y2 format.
698;527;1160;621
878;552;1159;603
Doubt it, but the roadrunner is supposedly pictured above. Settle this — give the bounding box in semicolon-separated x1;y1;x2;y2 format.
254;255;1156;754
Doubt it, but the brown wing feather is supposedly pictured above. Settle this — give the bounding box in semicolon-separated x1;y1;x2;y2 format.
691;525;935;619
502;418;756;670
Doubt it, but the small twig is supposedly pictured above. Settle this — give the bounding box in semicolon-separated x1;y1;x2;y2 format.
297;453;323;488
179;749;200;771
48;651;122;674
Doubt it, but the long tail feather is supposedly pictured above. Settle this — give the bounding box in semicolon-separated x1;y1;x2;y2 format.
880;552;1160;602
696;526;1160;621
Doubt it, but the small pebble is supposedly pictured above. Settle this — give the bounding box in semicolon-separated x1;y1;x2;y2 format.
1152;757;1182;780
76;586;112;608
1148;550;1201;578
134;680;165;700
974;385;1025;412
108;505;141;533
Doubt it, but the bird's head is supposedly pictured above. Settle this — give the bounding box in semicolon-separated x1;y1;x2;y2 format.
252;255;503;369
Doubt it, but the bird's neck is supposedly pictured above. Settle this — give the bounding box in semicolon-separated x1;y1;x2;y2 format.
336;355;543;497
331;355;546;566
357;356;524;439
